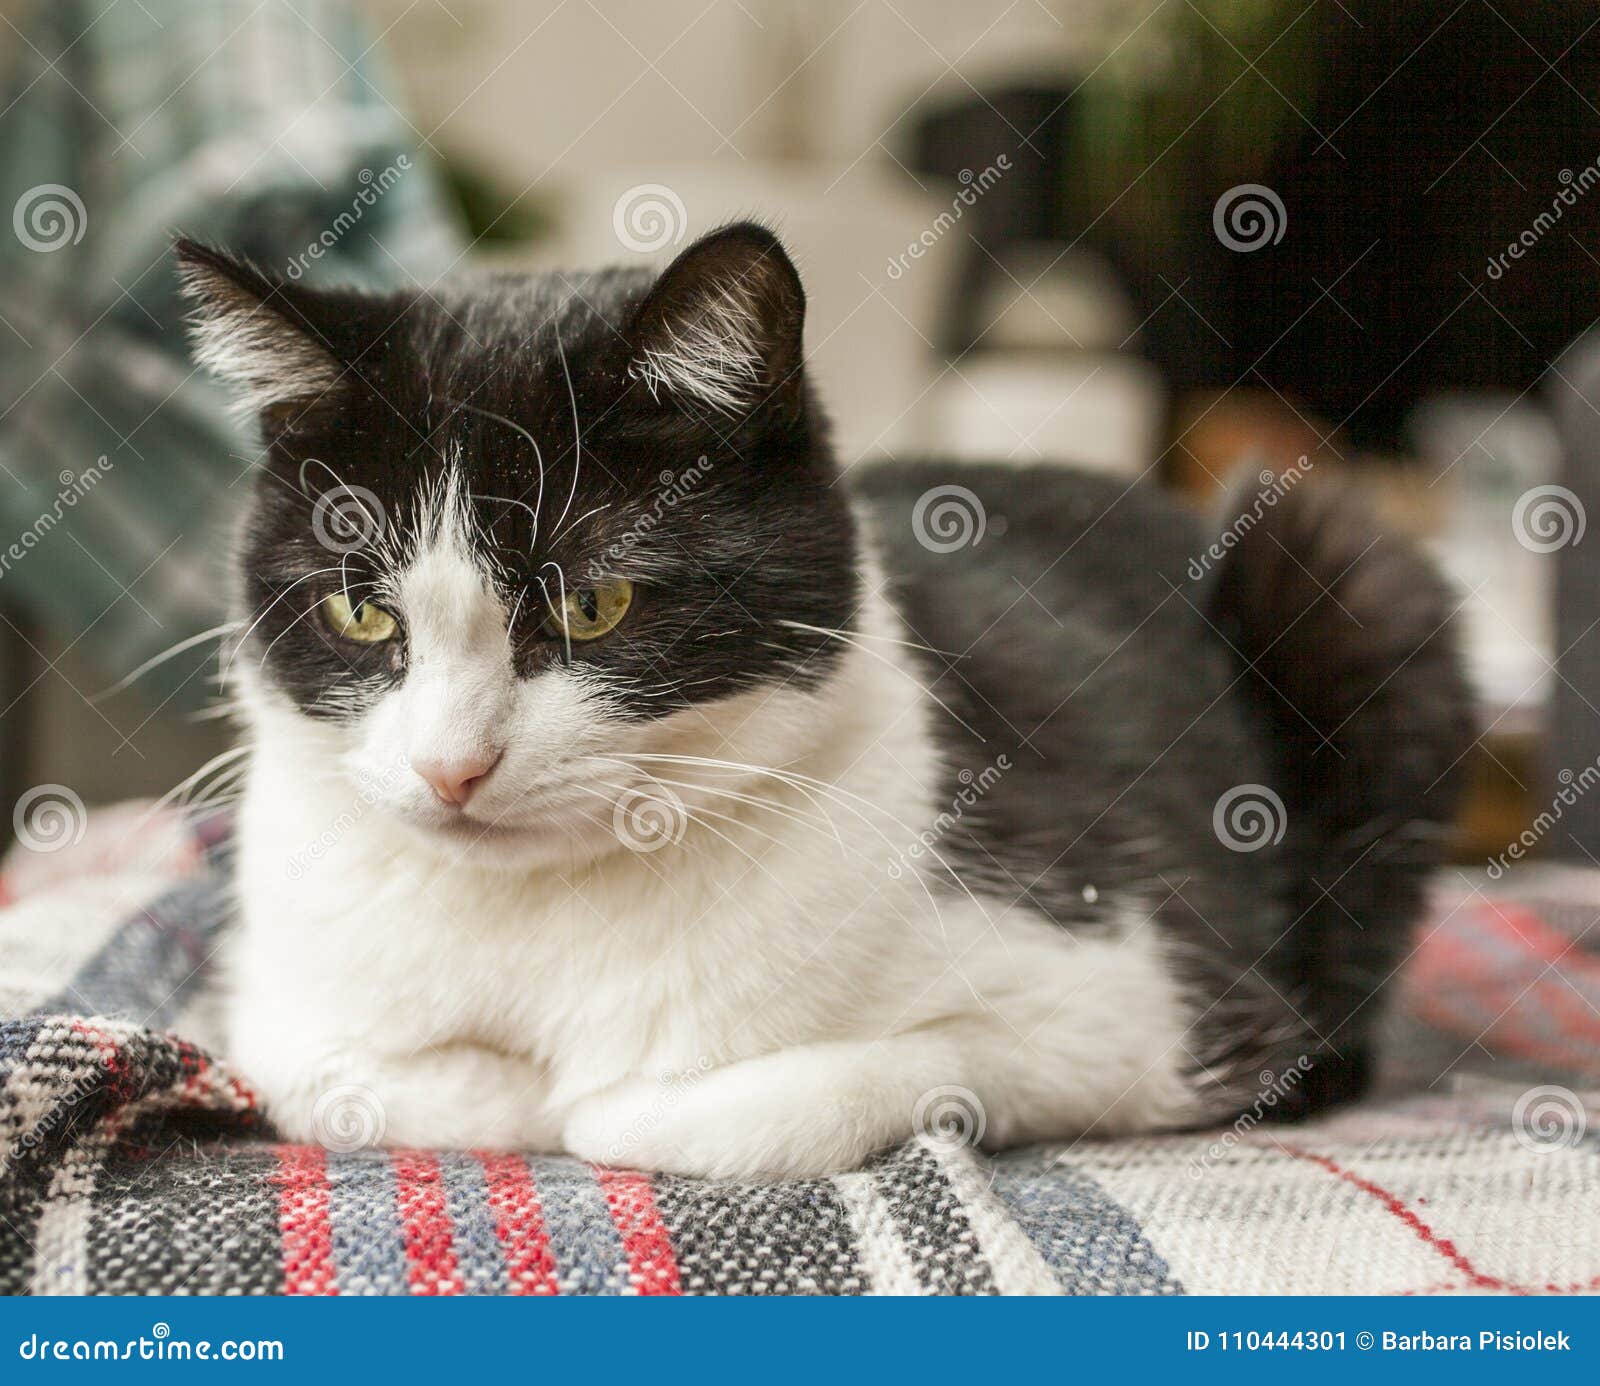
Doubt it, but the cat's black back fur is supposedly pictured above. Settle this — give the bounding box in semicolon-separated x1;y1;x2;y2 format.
857;462;1473;1114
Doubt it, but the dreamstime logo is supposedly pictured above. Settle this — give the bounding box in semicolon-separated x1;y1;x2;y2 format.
1212;184;1287;252
884;154;1012;280
1487;757;1600;878
613;184;687;254
13;184;87;252
612;782;688;853
285;156;411;279
284;759;410;881
606;1057;715;1161
0;455;115;579
1512;484;1585;553
310;483;386;554
1511;1084;1588;1153
912;1085;986;1152
578;456;714;584
888;753;1011;879
1187;1056;1314;1178
1186;457;1313;581
1487;159;1600;280
12;784;88;854
310;1083;386;1153
1212;784;1286;853
7;1066;100;1160
911;485;986;553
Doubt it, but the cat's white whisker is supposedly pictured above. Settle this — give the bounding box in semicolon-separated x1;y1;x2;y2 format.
222;566;347;681
551;322;582;540
140;745;251;824
91;621;243;704
458;399;547;549
777;618;954;660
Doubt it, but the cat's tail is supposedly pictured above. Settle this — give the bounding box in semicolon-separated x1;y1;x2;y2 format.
1205;468;1475;1115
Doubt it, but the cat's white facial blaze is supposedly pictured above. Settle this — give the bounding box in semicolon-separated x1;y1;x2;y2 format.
309;486;608;864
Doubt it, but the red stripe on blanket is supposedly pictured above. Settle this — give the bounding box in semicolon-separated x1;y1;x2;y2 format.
596;1168;682;1296
393;1151;461;1295
478;1152;559;1295
1408;910;1600;1072
1279;1143;1520;1294
273;1146;337;1296
0;874;12;909
1407;956;1597;1070
1473;900;1593;966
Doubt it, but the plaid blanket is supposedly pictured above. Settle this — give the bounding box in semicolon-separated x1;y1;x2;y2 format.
1;804;1597;1296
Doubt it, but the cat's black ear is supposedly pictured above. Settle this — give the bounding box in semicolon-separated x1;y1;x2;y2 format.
626;222;805;417
173;238;370;419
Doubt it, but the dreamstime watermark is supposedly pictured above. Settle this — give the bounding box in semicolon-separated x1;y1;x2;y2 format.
13;183;87;252
17;1326;284;1364
1486;160;1600;281
6;1066;100;1161
284;156;411;280
310;481;386;555
605;1057;715;1161
310;1083;387;1153
11;785;88;854
578;456;714;584
0;457;115;580
612;781;689;853
1487;755;1600;878
1187;1056;1314;1178
912;1085;987;1152
1212;184;1286;252
1186;457;1314;581
884;154;1012;280
1511;1084;1588;1153
613;183;688;254
284;760;409;881
911;484;986;553
1212;784;1286;853
1511;484;1585;553
887;753;1011;880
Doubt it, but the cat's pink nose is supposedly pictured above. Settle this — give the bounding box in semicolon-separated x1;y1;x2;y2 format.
416;752;501;808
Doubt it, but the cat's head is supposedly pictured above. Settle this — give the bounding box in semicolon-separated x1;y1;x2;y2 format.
177;223;861;868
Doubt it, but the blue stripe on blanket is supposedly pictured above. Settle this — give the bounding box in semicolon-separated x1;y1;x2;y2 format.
327;1151;409;1295
990;1150;1183;1294
529;1157;630;1295
39;877;228;1029
437;1153;509;1295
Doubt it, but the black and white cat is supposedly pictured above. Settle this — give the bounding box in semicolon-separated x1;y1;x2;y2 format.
177;223;1472;1178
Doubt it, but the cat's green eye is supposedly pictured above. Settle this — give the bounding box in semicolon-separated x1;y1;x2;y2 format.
546;579;633;642
322;592;398;644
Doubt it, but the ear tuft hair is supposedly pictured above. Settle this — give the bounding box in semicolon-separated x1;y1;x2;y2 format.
173;238;348;419
627;222;805;417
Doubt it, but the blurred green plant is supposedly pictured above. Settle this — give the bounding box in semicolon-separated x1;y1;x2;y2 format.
1067;0;1328;241
436;153;560;245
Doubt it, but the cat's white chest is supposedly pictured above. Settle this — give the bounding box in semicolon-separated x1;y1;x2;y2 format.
230;772;899;1121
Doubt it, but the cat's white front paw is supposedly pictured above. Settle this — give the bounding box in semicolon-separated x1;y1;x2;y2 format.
244;1045;561;1152
562;1067;896;1180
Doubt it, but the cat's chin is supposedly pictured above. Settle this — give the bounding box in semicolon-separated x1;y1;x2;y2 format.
382;802;619;873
